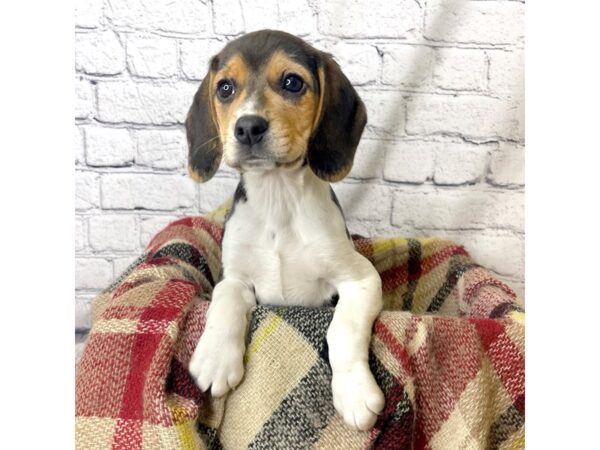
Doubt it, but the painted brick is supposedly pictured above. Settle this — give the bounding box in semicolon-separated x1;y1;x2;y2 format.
318;42;381;85
433;142;491;185
358;89;407;138
75;0;105;29
485;191;524;231
443;232;523;280
101;173;196;210
84;126;134;167
75;77;95;119
75;216;87;251
74;0;526;345
348;139;385;180
135;128;186;170
97;81;197;125
214;0;314;36
212;0;245;35
75;30;125;75
332;183;392;222
345;219;382;239
75;171;100;210
391;189;524;231
257;0;315;36
198;176;239;213
488;143;525;187
381;45;434;88
430;230;524;278
75;295;95;331
383;141;434;184
318;0;421;38
433;48;488;91
75;126;85;164
425;0;524;45
180;40;225;80
89;215;139;252
127;35;178;78
76;334;88;367
406;94;524;141
140;215;179;246
75;257;113;290
107;0;211;34
488;50;525;100
113;255;141;277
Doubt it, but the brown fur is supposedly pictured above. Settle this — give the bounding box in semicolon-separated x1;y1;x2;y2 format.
212;54;251;160
185;30;367;183
262;51;319;164
186;72;221;183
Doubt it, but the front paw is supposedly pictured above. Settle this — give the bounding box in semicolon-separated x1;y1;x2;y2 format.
331;364;385;431
188;331;245;397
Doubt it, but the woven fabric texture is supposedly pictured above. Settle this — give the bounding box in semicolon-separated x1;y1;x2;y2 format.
75;203;525;450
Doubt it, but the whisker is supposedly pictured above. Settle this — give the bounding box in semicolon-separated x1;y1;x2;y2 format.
193;136;220;150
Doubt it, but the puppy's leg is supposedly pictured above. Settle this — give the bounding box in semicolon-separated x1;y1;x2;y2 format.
189;278;255;397
328;257;385;431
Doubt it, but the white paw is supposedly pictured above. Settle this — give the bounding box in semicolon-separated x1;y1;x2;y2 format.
188;330;245;397
331;363;385;431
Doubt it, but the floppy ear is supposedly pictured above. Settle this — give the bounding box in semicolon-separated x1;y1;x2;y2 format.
186;69;222;183
308;53;367;182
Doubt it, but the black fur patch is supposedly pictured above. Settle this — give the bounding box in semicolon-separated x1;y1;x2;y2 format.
186;75;222;182
213;30;320;91
224;177;248;225
234;177;248;203
308;55;367;182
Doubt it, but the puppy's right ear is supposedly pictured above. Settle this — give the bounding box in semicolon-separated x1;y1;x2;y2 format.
186;67;222;183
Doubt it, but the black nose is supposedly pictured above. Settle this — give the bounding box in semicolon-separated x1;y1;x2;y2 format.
234;115;269;146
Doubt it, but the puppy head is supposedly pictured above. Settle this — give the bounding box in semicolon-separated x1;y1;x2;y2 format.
186;29;367;183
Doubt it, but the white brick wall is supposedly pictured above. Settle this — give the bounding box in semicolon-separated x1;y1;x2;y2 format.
84;126;134;166
75;0;525;351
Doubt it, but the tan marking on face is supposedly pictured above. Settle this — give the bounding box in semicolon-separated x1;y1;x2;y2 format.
188;165;205;183
212;50;321;168
212;54;251;164
312;66;326;134
262;51;320;163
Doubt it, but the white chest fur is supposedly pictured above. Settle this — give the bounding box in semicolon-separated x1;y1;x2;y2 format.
221;167;354;307
190;167;385;432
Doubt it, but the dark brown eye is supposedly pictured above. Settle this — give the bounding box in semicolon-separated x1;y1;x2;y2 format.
282;74;304;93
217;79;235;100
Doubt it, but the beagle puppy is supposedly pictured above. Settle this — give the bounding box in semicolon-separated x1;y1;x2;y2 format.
186;30;384;431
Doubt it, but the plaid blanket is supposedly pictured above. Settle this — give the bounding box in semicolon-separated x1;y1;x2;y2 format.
76;203;524;450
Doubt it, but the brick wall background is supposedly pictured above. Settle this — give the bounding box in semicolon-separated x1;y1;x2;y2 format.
75;0;525;359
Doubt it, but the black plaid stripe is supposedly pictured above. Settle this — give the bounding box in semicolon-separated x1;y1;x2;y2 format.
246;362;336;450
247;305;277;341
490;302;525;319
153;242;216;287
427;258;477;313
487;400;525;450
245;306;335;449
402;239;423;311
105;253;147;292
369;348;396;395
259;305;335;351
371;386;414;450
197;422;224;450
245;306;398;449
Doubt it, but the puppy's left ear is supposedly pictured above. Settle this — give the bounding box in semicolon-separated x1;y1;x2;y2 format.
186;68;222;183
308;53;367;182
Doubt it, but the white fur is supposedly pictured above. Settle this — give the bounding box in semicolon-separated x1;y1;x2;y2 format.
188;165;385;430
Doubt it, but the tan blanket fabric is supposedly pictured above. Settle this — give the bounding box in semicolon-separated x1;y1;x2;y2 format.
76;205;524;449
